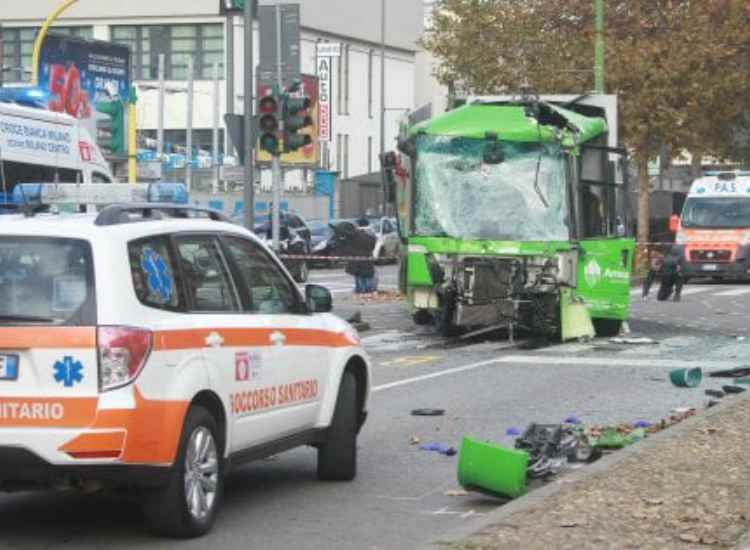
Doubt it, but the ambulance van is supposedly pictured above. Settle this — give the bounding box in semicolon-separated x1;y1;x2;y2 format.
0;100;114;207
672;172;750;281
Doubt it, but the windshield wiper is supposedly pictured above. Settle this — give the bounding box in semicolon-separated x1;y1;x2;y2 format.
0;314;56;323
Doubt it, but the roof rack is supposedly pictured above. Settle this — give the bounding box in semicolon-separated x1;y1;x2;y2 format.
95;204;232;226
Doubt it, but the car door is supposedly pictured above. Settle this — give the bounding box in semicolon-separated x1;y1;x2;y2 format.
219;234;330;452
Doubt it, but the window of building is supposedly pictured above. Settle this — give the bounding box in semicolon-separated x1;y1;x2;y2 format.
336;133;342;173
368;136;373;173
2;26;93;83
111;24;224;81
368;49;374;119
344;44;351;115
344;134;350;179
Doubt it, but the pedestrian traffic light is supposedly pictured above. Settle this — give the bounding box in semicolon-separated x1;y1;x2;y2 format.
95;100;126;156
282;95;313;153
258;91;280;156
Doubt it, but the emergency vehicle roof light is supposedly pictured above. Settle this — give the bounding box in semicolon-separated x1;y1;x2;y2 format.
12;183;189;207
703;171;750;179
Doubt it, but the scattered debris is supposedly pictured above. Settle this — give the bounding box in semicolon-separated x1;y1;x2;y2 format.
444;489;470;497
610;337;657;345
710;367;750;379
409;436;422;445
669;367;703;388
505;427;522;437
419;442;457;456
346;310;362;324
723;385;746;395
563;416;582;425
559;521;579;528
411;408;445;417
706;389;725;399
633;420;652;429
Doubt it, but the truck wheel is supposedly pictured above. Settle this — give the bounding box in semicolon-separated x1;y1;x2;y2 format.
142;406;224;538
592;319;622;337
318;371;357;481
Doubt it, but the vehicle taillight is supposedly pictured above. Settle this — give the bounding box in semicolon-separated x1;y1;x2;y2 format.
97;326;153;392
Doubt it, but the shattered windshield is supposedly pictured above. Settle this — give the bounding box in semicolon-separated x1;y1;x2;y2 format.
681;198;750;229
413;135;570;241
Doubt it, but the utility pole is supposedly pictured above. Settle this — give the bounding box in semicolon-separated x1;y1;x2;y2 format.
213;62;221;194
157;54;165;162
272;2;283;252
380;0;387;216
186;57;194;192
243;0;256;230
594;0;605;93
226;13;235;151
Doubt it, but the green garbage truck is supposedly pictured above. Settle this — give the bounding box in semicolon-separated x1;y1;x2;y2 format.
390;94;635;340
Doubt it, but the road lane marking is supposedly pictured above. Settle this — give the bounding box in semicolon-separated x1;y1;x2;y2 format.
713;288;750;297
373;358;502;392
380;356;441;367
496;355;742;369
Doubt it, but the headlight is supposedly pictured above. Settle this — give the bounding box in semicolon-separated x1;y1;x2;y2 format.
675;233;687;244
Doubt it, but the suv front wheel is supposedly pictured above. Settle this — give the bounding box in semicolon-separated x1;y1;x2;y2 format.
143;406;224;538
317;371;357;481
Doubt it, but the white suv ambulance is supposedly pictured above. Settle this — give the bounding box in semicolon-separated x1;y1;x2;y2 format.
0;184;371;537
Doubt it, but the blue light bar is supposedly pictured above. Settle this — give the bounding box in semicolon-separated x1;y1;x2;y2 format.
0;87;51;109
147;183;189;204
11;183;189;207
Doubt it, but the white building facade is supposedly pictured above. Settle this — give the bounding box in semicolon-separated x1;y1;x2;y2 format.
1;0;422;192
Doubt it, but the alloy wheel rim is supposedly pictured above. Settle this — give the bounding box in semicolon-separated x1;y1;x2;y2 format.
184;426;219;520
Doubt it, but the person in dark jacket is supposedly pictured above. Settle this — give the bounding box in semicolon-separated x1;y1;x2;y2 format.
333;221;377;294
643;248;684;302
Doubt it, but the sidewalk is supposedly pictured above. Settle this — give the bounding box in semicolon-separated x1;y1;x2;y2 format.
437;394;750;550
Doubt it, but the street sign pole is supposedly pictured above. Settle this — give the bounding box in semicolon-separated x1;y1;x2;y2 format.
272;1;284;252
380;0;387;216
243;0;255;230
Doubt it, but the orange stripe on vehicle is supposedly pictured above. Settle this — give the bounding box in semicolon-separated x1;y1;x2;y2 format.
61;386;189;465
0;397;98;428
154;328;357;351
0;327;96;350
60;431;126;459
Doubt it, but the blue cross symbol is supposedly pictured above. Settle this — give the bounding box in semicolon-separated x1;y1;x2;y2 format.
141;248;173;303
53;356;84;388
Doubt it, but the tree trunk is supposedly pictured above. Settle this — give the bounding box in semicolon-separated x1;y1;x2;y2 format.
636;155;651;272
690;152;703;180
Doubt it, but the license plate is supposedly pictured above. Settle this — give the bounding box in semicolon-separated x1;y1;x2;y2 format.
702;264;719;272
0;355;19;381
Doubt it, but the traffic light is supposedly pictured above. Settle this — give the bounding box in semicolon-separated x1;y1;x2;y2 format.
258;91;280;156
95;100;126;156
282;95;313;153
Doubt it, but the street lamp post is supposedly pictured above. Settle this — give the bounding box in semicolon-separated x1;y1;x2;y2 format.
31;0;79;85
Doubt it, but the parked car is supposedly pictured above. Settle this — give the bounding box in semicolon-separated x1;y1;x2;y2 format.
369;217;400;262
309;220;337;257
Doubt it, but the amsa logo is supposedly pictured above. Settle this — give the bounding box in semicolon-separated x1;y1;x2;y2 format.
584;259;630;287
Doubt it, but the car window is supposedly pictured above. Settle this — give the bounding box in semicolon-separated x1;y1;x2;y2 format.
174;236;239;312
129;236;184;311
92;172;112;183
0;237;96;326
222;236;300;314
382;219;393;233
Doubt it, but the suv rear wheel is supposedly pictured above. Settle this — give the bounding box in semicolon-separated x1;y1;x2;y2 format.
143;406;224;538
317;371;357;481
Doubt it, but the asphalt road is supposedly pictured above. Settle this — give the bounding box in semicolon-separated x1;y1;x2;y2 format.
2;266;749;549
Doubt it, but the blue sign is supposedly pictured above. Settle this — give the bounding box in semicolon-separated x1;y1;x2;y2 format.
53;356;84;388
38;34;131;121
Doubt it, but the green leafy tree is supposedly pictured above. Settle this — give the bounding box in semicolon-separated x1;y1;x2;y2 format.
422;0;750;252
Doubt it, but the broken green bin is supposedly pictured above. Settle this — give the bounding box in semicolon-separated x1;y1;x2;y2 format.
457;436;528;499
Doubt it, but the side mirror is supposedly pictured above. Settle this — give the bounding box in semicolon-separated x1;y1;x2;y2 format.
305;284;333;313
669;214;680;233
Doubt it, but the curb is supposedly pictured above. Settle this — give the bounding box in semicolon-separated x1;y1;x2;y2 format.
426;391;750;549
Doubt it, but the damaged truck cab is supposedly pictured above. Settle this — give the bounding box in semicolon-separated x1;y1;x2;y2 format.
392;95;635;340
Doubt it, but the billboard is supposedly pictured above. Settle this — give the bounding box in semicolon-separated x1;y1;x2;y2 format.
38;34;131;133
256;74;320;167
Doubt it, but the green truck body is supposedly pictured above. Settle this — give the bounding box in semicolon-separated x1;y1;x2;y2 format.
393;96;635;339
